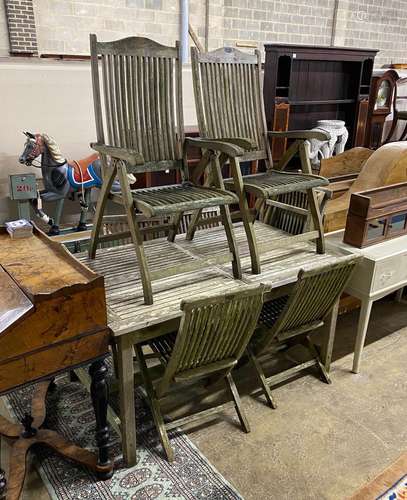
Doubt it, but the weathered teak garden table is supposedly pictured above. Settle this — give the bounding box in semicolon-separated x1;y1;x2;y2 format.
78;221;347;466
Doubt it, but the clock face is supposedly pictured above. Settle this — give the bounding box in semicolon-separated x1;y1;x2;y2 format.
375;80;391;109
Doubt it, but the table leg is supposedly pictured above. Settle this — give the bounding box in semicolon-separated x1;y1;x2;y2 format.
352;298;373;374
117;336;137;467
395;287;404;302
89;359;113;479
0;466;5;499
321;297;339;373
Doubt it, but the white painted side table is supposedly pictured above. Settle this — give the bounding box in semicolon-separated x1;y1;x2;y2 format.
326;230;407;373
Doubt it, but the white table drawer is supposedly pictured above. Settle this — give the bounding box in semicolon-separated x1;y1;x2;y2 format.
372;252;407;293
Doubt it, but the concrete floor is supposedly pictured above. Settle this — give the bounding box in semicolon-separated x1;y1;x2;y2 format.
1;297;407;499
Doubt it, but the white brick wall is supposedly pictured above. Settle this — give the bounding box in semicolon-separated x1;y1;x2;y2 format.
223;0;336;48
0;0;406;66
334;0;407;68
33;0;180;55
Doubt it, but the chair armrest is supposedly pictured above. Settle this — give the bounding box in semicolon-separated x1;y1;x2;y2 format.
211;137;257;150
268;130;331;141
315;187;332;217
315;186;333;200
185;137;245;158
90;142;145;167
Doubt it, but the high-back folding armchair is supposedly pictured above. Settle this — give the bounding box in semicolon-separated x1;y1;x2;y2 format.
89;36;245;304
189;46;330;275
136;285;265;461
247;256;358;409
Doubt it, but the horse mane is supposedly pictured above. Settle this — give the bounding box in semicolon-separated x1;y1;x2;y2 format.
42;134;66;164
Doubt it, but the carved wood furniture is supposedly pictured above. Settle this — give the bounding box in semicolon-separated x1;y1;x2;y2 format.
263;44;378;159
88;35;245;306
77;221;348;466
365;69;399;149
326;230;407;373
247;257;358;409
344;182;407;248
382;70;407;143
189;45;329;275
324;142;407;232
0;225;112;500
137;285;265;461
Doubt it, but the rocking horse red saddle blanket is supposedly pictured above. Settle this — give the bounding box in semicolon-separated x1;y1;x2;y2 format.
67;153;102;189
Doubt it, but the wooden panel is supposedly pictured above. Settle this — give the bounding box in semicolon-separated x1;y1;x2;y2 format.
0;286;107;361
271;102;290;160
355;98;369;146
0;330;110;394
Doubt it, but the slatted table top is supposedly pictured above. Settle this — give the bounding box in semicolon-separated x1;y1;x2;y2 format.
77;222;346;336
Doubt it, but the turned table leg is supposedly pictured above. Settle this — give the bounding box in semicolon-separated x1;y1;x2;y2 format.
89;359;113;479
0;467;5;499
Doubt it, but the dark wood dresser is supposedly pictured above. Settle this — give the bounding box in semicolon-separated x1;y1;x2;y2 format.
263;44;378;159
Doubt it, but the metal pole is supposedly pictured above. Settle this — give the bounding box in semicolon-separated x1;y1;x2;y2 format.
331;0;340;46
205;0;209;51
180;0;189;63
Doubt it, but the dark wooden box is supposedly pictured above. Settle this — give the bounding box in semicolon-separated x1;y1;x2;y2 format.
343;182;407;248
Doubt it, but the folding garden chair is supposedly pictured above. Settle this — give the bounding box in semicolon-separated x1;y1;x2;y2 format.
188;46;331;274
88;35;246;304
136;285;265;461
247;257;358;409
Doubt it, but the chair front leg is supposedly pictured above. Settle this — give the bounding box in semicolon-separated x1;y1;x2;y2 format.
167;212;183;242
89;161;118;259
229;157;261;274
247;348;277;409
304;336;331;385
116;160;153;305
135;346;174;462
185;208;203;241
298;140;313;175
306;188;325;254
211;154;242;279
300;137;326;254
225;373;250;433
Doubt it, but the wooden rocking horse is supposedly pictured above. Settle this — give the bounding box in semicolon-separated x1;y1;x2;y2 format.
18;132;123;235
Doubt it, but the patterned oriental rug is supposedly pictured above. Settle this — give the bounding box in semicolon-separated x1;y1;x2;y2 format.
4;373;242;500
351;453;407;500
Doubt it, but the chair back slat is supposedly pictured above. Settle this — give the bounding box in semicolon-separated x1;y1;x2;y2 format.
158;286;265;394
90;35;183;167
191;47;268;159
255;257;358;354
